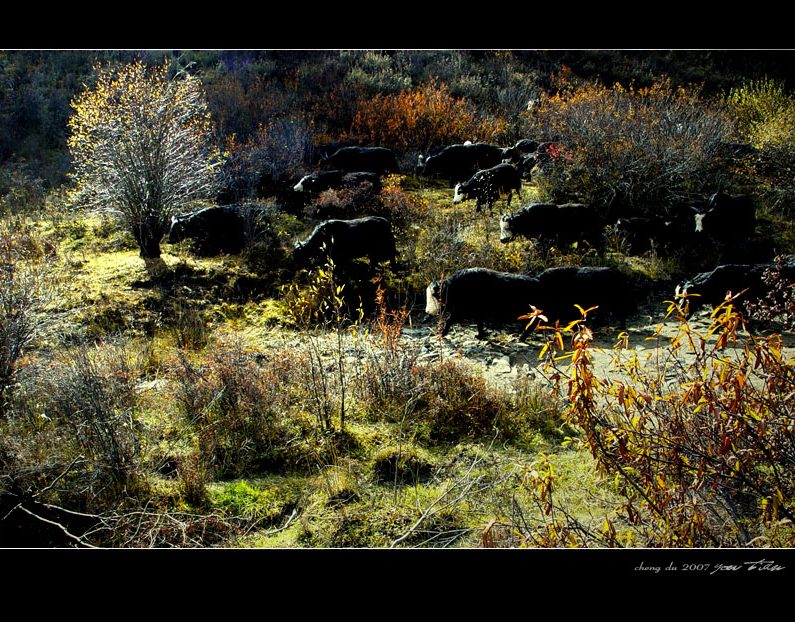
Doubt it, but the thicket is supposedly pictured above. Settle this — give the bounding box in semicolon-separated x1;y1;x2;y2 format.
0;218;56;416
530;77;731;216
4;50;792;190
517;301;795;547
350;81;507;154
727;78;795;214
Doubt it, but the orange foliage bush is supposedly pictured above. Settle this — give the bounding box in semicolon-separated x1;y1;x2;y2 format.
351;82;506;152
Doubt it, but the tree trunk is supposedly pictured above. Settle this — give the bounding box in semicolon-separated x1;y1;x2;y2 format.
134;221;163;260
137;233;162;259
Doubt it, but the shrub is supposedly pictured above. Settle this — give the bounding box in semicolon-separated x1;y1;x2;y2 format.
174;336;305;478
0;219;56;415
532;298;795;547
169;298;209;350
531;78;731;216
303;184;377;221
726;78;795;140
376;175;430;231
511;375;571;442
407;209;544;294
350;81;506;154
176;452;211;508
38;341;145;505
727;79;795;213
356;287;533;442
238;204;293;282
205;73;291;144
0;163;46;215
353;282;423;420
745;255;795;330
413;358;520;442
318;464;361;506
345;51;412;95
217;116;314;204
68;60;223;260
281;259;360;329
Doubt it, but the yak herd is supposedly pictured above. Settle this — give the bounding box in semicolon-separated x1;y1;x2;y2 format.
168;142;794;340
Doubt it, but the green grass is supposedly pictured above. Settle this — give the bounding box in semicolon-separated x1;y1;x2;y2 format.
0;193;663;548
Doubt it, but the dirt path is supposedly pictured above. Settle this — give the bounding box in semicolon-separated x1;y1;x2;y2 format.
399;309;795;395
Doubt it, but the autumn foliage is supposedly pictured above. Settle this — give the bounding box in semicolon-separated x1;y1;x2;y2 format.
68;61;222;259
530;298;795;547
531;78;730;215
351;82;506;153
727;79;795;213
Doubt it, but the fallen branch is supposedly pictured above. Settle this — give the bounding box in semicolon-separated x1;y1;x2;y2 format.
15;505;98;548
390;450;487;548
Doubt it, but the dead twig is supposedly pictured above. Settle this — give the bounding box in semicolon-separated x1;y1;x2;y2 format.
15;505;98;548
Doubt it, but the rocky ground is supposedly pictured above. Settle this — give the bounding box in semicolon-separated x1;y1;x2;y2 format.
398;306;795;397
236;298;795;412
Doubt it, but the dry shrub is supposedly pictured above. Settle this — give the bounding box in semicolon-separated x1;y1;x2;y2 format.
240;204;292;281
35;341;146;506
0;163;46;215
0;220;57;413
345;50;412;95
0;338;155;545
351;81;506;153
174;336;308;479
175;451;211;508
304;184;376;221
407;210;541;293
376;174;429;231
413;358;519;442
353;283;422;419
103;509;241;548
353;287;525;442
218;117;314;203
532;78;731;216
0;216;57;261
745;255;795;330
281;259;361;329
205;73;291;143
169;298;209;350
512;375;571;442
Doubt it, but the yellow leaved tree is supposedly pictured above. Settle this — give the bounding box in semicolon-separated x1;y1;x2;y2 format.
68;60;223;260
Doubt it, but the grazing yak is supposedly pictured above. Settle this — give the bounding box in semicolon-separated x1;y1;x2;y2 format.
501;138;540;164
610;216;667;254
609;215;697;254
499;203;603;248
168;204;281;257
293;170;382;194
452;163;522;213
321;146;400;175
425;268;542;340
694;191;755;240
421;142;506;184
169;205;249;256
292;216;397;269
534;266;635;328
675;256;795;315
426;265;634;339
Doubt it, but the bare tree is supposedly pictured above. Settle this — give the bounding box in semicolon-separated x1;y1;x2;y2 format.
67;60;223;259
